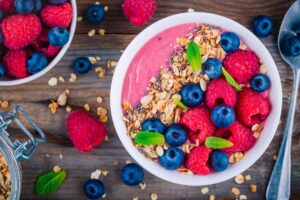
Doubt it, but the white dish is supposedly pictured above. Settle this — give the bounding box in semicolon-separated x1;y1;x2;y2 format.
110;12;282;186
0;0;77;86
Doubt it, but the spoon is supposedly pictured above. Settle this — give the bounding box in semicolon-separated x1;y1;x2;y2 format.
266;1;300;200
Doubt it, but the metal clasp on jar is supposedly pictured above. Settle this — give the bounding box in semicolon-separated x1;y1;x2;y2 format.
0;105;46;161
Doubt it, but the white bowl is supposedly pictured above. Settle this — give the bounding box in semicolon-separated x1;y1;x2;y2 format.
0;0;77;86
110;12;282;186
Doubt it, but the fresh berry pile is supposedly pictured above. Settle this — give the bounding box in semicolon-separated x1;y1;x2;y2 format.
0;0;73;79
123;23;272;175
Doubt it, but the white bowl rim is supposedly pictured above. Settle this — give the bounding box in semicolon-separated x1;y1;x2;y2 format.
110;12;282;186
0;0;77;86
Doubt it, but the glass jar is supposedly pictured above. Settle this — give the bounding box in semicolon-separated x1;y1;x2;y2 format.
0;105;45;200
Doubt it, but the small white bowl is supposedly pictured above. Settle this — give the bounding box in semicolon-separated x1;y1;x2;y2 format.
0;0;77;86
110;12;282;186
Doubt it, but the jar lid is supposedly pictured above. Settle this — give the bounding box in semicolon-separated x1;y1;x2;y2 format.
0;105;46;161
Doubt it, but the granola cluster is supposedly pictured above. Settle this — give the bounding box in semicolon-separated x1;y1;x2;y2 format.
0;153;11;200
123;24;226;161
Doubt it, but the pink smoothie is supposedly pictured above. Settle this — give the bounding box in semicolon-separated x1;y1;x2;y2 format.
122;23;196;105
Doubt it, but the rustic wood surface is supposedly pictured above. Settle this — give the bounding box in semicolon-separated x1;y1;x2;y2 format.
0;0;299;199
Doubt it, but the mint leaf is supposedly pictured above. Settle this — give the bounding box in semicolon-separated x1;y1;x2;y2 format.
222;67;241;91
173;98;187;111
187;41;202;71
205;136;234;149
35;170;67;196
134;131;165;145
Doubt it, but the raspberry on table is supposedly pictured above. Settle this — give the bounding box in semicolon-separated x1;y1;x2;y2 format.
236;89;271;126
41;2;73;28
180;107;216;144
216;121;256;153
123;0;157;26
223;49;260;84
1;14;42;49
205;78;237;109
185;146;212;175
3;50;28;78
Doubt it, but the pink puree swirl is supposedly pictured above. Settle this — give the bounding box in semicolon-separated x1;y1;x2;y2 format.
122;23;195;105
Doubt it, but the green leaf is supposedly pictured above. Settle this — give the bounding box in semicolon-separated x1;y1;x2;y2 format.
35;170;67;196
134;131;165;145
187;41;202;71
222;67;242;91
173;98;187;111
205;136;234;149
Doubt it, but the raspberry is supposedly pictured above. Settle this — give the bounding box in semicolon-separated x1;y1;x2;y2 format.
32;28;61;58
0;0;13;13
41;3;73;28
66;110;108;152
123;0;156;26
216;121;255;153
185;146;212;175
236;89;271;126
180;107;216;144
3;50;28;78
223;50;260;84
205;78;237;109
1;14;42;49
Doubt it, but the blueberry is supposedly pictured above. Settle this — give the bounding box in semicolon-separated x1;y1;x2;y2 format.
83;179;105;199
121;163;144;186
0;64;5;78
180;83;204;107
48;0;68;4
85;4;105;25
48;26;70;47
220;32;240;53
72;57;93;74
281;36;300;57
252;15;274;37
211;105;235;128
210;150;229;172
33;0;43;13
203;58;222;79
15;0;34;14
159;147;184;170
164;124;187;147
0;9;4;21
27;53;48;74
141;118;165;133
251;74;271;92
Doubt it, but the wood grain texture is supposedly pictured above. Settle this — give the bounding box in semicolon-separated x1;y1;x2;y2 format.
0;0;299;199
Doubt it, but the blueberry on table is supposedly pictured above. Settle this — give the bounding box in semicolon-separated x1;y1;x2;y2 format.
85;4;105;25
121;163;144;186
27;52;48;74
72;57;93;74
0;64;6;78
180;83;204;108
211;105;235;128
220;32;240;53
159;147;184;170
48;0;68;4
164;124;187;147
83;179;105;199
210;150;229;172
281;36;300;57
251;74;271;92
141;118;165;133
14;0;34;14
203;58;222;79
251;15;274;37
48;26;70;47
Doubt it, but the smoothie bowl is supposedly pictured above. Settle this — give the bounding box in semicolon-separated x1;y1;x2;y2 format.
110;13;282;185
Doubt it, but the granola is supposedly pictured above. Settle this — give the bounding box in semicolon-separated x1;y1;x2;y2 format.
0;153;11;199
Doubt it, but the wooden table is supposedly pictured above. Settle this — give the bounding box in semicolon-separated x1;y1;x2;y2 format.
0;0;299;199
